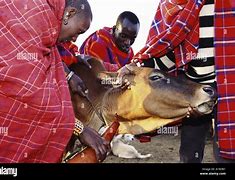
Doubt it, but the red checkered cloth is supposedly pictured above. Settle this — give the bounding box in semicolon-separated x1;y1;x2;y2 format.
215;0;235;159
57;42;79;66
134;0;205;68
0;0;75;162
79;27;134;72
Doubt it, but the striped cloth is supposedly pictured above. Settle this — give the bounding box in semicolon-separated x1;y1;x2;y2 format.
185;0;215;84
0;0;75;162
79;27;134;72
57;42;79;66
136;0;235;160
148;0;215;84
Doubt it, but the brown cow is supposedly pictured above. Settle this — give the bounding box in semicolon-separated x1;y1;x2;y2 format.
69;58;217;135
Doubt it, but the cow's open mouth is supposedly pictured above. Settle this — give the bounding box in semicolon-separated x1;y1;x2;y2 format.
195;100;216;114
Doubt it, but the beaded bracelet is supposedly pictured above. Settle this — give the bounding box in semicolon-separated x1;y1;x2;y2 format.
73;118;84;136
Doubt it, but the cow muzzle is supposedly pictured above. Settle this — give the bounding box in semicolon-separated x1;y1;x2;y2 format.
196;100;217;114
187;86;217;117
186;100;216;119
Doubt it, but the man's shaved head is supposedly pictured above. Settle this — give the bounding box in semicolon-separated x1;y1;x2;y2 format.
65;0;93;20
116;11;139;26
58;0;93;43
113;11;140;53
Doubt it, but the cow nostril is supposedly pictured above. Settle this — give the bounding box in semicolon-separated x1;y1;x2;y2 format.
203;87;215;97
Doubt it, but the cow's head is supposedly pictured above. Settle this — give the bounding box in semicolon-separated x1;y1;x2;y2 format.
70;58;217;135
98;66;217;134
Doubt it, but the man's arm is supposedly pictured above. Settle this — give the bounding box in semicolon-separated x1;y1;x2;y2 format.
63;63;110;161
63;62;88;97
134;1;205;63
78;125;110;162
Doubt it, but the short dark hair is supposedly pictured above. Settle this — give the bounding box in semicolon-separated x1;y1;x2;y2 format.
116;11;140;25
65;0;92;20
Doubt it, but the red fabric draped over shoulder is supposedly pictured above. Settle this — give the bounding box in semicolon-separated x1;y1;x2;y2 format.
0;0;74;162
80;27;134;72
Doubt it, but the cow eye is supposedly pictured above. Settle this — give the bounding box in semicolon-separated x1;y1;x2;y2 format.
149;75;162;81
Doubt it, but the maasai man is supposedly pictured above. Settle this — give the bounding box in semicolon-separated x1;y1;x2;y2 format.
0;0;109;163
119;0;235;163
79;11;140;72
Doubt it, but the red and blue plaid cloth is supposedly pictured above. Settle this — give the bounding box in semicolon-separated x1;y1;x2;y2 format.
135;0;235;159
215;0;235;159
57;42;79;66
79;27;134;72
0;0;74;162
134;0;204;69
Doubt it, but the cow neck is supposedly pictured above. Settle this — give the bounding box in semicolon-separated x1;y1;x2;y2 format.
100;86;128;124
83;94;106;125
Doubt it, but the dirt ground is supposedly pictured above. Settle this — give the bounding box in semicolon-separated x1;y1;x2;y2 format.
104;129;216;163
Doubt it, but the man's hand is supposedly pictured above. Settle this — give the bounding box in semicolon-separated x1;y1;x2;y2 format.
116;59;142;80
131;59;143;67
115;63;137;90
78;126;110;162
185;106;204;119
63;61;88;97
69;74;88;97
76;54;92;69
